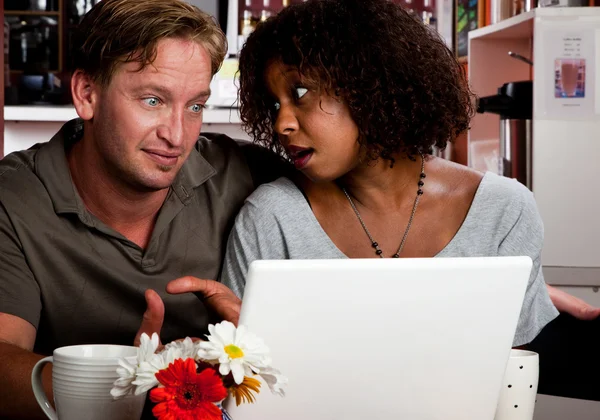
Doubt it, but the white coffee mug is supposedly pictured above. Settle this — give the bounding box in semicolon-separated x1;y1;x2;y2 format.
31;344;146;420
494;349;539;420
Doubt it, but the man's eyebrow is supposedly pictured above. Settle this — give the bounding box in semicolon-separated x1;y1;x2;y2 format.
131;86;211;101
191;90;212;100
131;84;173;98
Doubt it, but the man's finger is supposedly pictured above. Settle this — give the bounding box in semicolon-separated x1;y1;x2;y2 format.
166;276;222;297
166;276;241;325
134;289;165;347
209;297;241;325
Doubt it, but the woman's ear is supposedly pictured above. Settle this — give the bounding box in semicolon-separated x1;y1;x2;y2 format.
71;70;99;121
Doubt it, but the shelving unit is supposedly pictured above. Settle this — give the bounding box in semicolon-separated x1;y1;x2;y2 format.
4;1;64;73
469;9;534;40
468;6;600;280
4;0;99;77
5;10;60;16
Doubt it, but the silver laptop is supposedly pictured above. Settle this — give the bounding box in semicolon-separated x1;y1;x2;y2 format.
225;257;531;420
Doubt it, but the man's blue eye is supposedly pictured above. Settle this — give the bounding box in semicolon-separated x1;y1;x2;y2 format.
143;97;160;107
189;104;204;113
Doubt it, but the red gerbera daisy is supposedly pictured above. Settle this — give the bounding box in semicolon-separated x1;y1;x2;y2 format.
150;358;228;420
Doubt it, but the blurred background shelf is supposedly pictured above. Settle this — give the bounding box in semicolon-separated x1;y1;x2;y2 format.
5;10;60;16
469;9;534;40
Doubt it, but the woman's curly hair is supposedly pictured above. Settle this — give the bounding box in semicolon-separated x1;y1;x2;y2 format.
238;0;475;162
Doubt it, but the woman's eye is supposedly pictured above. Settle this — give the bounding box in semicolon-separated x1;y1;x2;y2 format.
189;104;204;113
296;87;308;99
143;97;160;107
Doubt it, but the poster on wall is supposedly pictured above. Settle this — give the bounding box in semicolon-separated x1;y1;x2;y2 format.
537;25;597;120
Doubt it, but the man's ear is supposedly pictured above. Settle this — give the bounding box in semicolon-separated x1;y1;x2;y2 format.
71;70;99;121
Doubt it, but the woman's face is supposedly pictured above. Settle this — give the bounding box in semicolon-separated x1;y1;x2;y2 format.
264;61;361;182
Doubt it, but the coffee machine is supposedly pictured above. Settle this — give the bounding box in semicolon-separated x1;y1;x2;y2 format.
476;80;533;189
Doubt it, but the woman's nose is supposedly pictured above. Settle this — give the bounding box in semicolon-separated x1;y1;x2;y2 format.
274;104;299;136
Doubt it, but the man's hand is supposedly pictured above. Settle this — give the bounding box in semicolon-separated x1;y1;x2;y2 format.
133;279;241;348
134;289;165;347
167;276;242;325
547;284;600;321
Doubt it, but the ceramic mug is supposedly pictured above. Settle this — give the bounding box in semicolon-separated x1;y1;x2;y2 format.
31;344;146;420
494;349;539;420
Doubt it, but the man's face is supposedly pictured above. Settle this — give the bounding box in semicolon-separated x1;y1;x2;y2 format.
89;38;213;192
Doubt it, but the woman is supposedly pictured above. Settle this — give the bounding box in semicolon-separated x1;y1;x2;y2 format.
218;0;566;346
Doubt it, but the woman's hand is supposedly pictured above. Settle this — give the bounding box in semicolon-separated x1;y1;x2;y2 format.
547;284;600;320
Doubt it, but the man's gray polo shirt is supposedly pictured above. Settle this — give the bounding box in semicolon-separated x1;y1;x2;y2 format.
0;119;275;355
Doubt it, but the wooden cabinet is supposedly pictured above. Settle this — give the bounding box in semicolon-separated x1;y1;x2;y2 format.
3;0;99;105
3;0;99;73
4;5;62;73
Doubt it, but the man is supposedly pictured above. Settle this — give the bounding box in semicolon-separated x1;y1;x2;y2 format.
0;0;287;417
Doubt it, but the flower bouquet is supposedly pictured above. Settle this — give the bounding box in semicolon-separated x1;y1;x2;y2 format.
110;321;287;420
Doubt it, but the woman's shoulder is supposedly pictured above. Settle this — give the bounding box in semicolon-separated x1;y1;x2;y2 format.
467;172;541;244
475;171;535;213
432;157;533;215
244;176;307;210
432;159;540;246
433;165;542;257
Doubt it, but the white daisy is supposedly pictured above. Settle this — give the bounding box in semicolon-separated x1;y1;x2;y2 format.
111;332;160;399
259;367;288;397
138;332;160;362
197;321;271;385
110;358;137;398
162;337;198;360
132;340;197;395
132;353;165;395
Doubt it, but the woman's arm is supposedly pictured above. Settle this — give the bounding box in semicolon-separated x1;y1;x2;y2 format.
546;284;600;320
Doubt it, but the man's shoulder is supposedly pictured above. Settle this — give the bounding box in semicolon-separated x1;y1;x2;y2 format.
197;132;244;156
194;133;247;177
0;148;38;178
0;146;53;230
0;146;45;195
198;133;294;188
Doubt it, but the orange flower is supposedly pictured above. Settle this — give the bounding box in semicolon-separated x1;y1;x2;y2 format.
229;376;261;406
150;358;228;420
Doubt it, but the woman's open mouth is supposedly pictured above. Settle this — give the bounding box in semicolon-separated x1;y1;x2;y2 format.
287;146;314;170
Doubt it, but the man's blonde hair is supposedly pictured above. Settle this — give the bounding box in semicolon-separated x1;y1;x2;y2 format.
71;0;227;86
